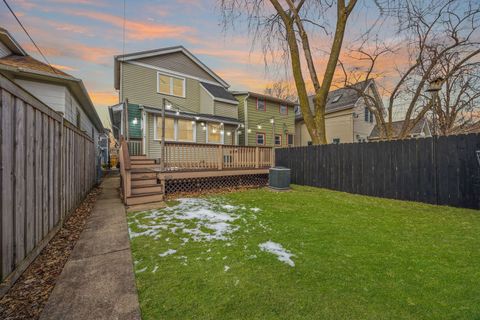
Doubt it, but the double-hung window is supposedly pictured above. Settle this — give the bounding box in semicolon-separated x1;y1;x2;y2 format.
256;133;265;145
274;134;282;146
287;133;294;146
279;105;288;115
364;107;369;122
257;98;266;111
155;117;175;140
158;73;185;97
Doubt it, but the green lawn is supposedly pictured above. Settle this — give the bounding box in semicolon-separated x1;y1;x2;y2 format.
127;185;480;320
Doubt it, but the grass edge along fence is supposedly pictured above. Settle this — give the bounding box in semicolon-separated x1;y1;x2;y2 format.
276;134;480;209
0;74;97;295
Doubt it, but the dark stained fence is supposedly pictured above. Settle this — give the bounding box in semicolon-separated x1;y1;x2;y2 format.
0;74;97;293
276;134;480;209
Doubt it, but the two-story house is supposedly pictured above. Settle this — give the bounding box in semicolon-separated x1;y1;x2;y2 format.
295;80;383;145
0;27;104;143
110;46;243;158
232;92;296;148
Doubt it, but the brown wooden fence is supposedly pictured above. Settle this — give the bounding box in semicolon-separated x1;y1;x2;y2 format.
276;134;480;209
0;74;97;294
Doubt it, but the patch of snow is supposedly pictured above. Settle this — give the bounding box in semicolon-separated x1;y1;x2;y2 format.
136;267;147;273
259;241;295;267
159;249;177;257
251;207;261;213
223;256;227;260
234;279;240;286
224;265;230;272
152;265;159;273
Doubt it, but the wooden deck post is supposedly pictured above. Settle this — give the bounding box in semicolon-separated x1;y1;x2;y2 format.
218;145;223;170
255;147;259;168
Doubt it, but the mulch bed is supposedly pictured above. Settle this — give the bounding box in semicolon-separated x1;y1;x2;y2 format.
0;186;102;320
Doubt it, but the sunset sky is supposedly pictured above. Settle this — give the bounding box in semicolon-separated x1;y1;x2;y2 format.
1;0;397;127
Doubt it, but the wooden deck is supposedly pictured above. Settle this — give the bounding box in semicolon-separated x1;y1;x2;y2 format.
119;139;274;205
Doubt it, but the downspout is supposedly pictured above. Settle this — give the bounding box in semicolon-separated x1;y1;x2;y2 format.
244;94;249;146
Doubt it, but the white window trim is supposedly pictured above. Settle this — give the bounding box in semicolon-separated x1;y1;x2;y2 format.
153;115;196;143
157;72;186;98
256;132;265;145
206;123;225;144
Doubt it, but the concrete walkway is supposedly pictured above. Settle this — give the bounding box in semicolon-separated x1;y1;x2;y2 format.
40;176;141;320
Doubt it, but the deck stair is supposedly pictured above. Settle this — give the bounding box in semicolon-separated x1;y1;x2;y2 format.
120;150;164;205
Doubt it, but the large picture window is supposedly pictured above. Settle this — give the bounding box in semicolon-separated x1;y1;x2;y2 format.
207;123;223;144
177;119;195;141
155;117;175;140
157;73;185;97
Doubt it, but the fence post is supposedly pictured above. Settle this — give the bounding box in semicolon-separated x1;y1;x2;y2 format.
255;147;259;168
218;145;223;170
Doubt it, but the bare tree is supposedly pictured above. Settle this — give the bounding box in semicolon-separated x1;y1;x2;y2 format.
263;81;298;102
339;0;480;139
219;0;363;144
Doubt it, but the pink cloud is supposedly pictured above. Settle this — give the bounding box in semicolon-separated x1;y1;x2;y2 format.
51;64;78;72
63;9;197;42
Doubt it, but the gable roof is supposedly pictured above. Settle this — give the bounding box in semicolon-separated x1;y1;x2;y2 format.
200;82;238;104
369;119;428;139
0;28;103;132
296;80;374;120
0;27;27;56
114;46;230;89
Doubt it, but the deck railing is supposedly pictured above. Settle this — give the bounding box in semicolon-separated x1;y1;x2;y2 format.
119;136;132;200
127;140;143;156
163;142;274;172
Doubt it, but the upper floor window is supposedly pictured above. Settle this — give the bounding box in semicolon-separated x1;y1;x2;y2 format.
364;107;369;122
332;138;340;144
158;73;185;98
257;98;266;111
279;105;288;115
369;110;374;123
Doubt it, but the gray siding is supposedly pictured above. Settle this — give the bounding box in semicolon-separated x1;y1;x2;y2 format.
214;101;238;119
137;52;218;83
15;79;66;113
200;85;214;114
121;62;201;113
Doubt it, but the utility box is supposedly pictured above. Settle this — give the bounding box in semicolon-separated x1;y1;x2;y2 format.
269;167;291;190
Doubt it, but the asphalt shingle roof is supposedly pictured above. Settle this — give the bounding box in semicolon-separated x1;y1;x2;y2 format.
200;82;237;102
369;119;426;138
296;80;371;120
0;55;74;78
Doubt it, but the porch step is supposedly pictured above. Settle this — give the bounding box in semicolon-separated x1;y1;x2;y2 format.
131;178;158;186
131;159;156;165
130;155;147;160
131;164;162;169
126;193;164;205
131;184;163;195
131;172;157;180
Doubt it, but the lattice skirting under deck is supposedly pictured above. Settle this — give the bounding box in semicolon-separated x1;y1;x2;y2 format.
164;174;268;195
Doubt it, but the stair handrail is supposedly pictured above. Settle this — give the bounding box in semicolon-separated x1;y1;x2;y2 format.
119;135;132;201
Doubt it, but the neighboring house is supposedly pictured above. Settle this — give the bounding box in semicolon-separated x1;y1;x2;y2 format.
0;27;104;144
295;80;383;145
110;46;242;158
368;119;432;140
232;92;296;147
